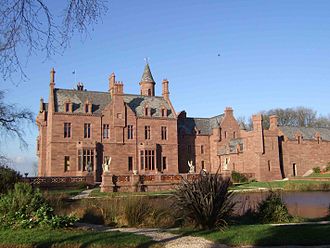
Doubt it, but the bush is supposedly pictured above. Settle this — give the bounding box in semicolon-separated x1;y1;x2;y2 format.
0;182;77;229
124;197;151;227
173;173;235;230
0;166;21;194
257;191;291;224
325;163;330;172
231;171;248;183
313;167;321;173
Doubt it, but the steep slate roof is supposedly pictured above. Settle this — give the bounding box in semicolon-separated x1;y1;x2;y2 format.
218;138;243;155
178;114;224;135
53;88;174;118
54;89;111;114
141;64;155;82
279;126;330;141
123;94;175;118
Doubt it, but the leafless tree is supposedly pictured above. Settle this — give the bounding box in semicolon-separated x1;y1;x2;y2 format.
0;90;34;148
0;0;107;81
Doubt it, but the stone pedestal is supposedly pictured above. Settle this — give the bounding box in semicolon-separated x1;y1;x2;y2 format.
100;173;114;192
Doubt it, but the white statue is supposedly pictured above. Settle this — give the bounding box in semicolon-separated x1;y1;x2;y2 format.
102;157;111;173
188;160;195;173
223;157;230;171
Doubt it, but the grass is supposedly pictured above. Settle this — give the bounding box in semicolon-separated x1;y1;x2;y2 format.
307;172;330;178
90;188;174;198
233;180;330;191
42;188;84;197
0;228;156;248
177;223;330;246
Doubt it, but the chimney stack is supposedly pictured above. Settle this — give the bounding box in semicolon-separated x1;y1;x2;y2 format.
269;115;278;130
162;79;169;100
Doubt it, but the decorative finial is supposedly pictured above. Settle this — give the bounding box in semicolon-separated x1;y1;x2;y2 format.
144;57;150;64
50;68;55;85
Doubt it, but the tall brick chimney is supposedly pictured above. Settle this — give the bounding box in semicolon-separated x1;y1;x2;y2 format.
269;115;278;130
224;107;233;117
109;72;115;95
50;68;55;88
162;79;169;100
252;114;264;154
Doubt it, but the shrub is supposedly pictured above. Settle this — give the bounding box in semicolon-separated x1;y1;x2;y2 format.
231;171;248;183
325;163;330;172
173;173;235;230
257;191;291;223
313;167;321;173
0;182;77;229
0;166;21;194
124;197;151;227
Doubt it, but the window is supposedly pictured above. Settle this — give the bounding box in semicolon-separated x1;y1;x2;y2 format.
78;149;94;171
297;136;301;144
188;145;192;154
161;108;166;117
224;131;227;139
201;161;205;170
64;123;71;138
127;125;133;139
161;126;167;140
162;157;167;170
201;145;204;154
103;124;109;139
85;104;89;113
84;123;91;138
233;132;236;139
64;156;70;171
140;150;155;170
268;160;271;171
128;157;133;171
65;102;70;112
317;136;321;144
145;107;149;116
145;126;151;139
148;89;151;96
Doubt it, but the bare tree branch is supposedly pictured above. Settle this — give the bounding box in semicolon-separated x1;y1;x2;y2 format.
0;0;108;82
0;90;34;148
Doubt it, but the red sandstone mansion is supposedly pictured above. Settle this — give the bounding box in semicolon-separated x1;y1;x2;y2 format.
36;64;330;182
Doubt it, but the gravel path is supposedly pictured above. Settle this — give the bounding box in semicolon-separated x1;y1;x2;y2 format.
111;227;230;248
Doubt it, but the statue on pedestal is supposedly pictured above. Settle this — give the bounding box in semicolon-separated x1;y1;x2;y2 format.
188;160;195;174
102;157;111;174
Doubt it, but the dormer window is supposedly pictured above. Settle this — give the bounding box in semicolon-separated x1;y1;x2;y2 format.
84;101;92;113
64;101;72;113
297;135;302;144
144;106;150;117
161;108;167;117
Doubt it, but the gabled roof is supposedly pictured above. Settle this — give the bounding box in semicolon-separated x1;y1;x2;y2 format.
123;94;175;118
141;64;155;83
54;89;111;114
53;88;175;118
279;126;330;141
178;114;224;135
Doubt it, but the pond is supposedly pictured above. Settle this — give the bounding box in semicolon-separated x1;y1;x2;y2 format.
234;191;330;218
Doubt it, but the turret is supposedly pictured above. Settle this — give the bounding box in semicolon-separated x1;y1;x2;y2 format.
139;63;155;96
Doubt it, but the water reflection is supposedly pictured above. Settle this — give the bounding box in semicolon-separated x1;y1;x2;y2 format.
234;191;330;218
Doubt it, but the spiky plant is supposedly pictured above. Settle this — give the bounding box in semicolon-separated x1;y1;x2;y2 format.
173;173;235;230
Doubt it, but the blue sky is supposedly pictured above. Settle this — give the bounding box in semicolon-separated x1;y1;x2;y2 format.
2;0;330;174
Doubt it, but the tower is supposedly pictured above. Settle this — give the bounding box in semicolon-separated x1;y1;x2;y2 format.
139;63;155;96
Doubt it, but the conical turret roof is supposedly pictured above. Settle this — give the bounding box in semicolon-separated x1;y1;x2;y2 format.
141;63;155;83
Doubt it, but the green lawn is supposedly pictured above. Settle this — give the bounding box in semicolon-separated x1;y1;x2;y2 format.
307;172;330;178
179;223;330;246
233;180;330;191
0;228;156;248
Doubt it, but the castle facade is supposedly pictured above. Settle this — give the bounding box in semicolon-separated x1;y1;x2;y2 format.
36;65;330;182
